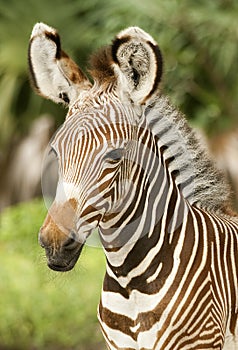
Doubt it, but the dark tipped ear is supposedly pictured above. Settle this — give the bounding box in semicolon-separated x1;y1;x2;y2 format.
28;22;91;106
111;27;163;105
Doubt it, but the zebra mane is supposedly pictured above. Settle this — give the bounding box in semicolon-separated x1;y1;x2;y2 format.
146;95;232;214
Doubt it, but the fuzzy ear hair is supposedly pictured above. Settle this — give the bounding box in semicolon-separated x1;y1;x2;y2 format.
28;23;91;106
111;27;163;105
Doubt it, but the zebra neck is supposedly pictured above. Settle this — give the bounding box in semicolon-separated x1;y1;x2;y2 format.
146;95;231;214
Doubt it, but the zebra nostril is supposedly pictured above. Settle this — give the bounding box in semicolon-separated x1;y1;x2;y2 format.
63;237;76;249
63;231;78;250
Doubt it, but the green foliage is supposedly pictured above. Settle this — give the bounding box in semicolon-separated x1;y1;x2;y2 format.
0;199;105;349
0;0;237;150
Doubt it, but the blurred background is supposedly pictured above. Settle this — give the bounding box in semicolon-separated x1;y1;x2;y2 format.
0;0;237;349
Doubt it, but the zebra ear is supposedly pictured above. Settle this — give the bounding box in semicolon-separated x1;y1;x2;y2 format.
28;23;91;107
111;27;163;105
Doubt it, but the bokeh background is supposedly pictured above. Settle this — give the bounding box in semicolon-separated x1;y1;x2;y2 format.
0;0;238;349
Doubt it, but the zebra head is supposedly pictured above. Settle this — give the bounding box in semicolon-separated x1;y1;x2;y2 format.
28;23;163;271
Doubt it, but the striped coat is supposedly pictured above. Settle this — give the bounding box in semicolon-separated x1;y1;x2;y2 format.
28;23;238;349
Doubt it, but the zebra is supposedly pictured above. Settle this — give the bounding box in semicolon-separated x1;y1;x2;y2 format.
28;23;238;349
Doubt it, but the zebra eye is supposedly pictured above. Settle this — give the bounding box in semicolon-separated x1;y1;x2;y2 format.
104;148;124;162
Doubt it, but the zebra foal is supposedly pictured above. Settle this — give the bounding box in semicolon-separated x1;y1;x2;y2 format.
28;23;238;349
